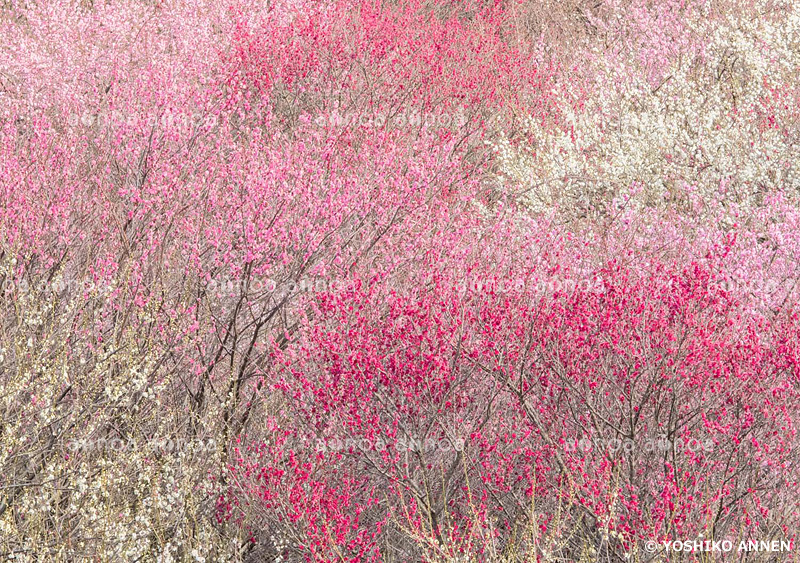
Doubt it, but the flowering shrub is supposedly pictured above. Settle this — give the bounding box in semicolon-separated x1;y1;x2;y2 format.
0;0;799;561
490;0;800;220
219;228;800;561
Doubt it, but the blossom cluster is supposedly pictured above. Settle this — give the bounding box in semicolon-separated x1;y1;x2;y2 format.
1;0;799;561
